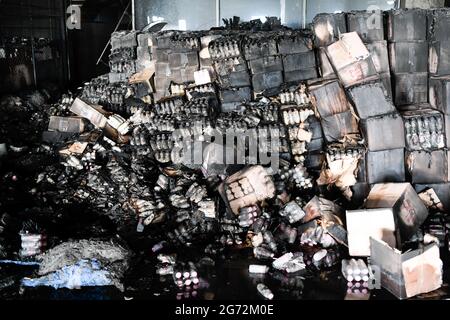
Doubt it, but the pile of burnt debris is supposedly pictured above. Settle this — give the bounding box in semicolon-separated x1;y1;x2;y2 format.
1;10;450;300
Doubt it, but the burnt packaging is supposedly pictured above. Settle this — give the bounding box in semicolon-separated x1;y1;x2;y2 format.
168;52;199;69
320;111;359;143
347;81;396;119
251;71;284;93
428;8;450;42
243;38;278;60
347;10;384;43
365;183;429;245
48;116;87;133
70;98;108;129
219;87;251;112
282;52;316;72
318;47;336;79
366;41;390;74
360;113;406;152
248;56;283;74
284;68;318;83
393;72;428;106
277;32;313;55
401;108;445;151
217;70;251;88
389;41;429;73
380;72;393;99
429;40;450;76
387;9;428;42
326;32;379;88
365;148;406;184
429;76;450;114
370;238;442;300
415;183;450;211
312;13;347;47
406;150;450;184
309;80;350;118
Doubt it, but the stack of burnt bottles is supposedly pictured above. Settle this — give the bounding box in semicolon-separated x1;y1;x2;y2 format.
244;33;283;97
209;34;252;111
387;9;429;106
153;31;201;101
277;86;324;177
109;31;138;84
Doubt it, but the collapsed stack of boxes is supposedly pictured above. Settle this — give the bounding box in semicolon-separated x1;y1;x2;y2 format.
347;10;392;98
109;31;138;84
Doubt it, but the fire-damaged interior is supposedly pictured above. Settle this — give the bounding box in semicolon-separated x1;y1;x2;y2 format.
1;1;450;301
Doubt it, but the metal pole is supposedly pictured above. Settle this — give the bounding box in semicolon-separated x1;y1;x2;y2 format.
132;0;136;30
96;1;131;66
216;0;220;27
302;0;307;29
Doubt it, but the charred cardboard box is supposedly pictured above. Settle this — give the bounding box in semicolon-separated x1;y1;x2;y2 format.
347;81;396;119
387;9;428;42
347;10;384;43
429;40;450;77
401;108;446;151
406;150;450;184
219;87;251;112
168;52;199;69
277;32;313;55
251;71;284;93
350;182;371;207
326;32;379;88
370;237;442;300
218;165;276;216
312;13;347;47
380;72;393;99
248;56;283;75
393;72;428;106
360;113;406;152
309;80;350;118
48;116;87;133
366;148;406;184
320;111;359;143
429;76;450;114
415;183;450;211
284;68;318;83
428;9;450;42
389;41;429;74
243;37;278;60
318;47;336;79
366;41;390;74
365;183;429;245
70;98;108;129
282;51;316;72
